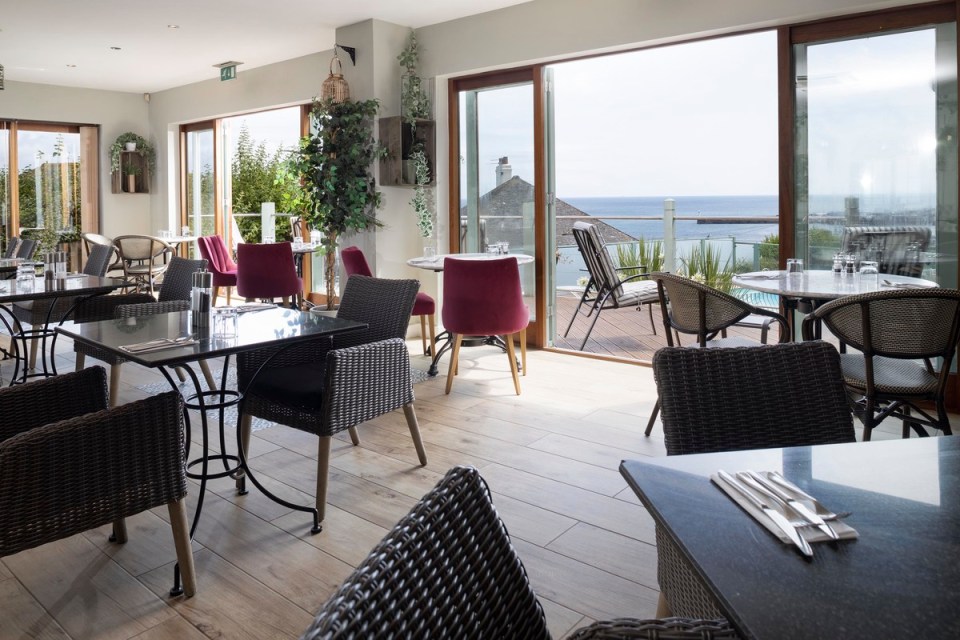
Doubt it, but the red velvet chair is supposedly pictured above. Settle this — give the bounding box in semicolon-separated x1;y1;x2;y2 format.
197;235;238;305
236;242;302;305
342;246;436;356
442;256;529;395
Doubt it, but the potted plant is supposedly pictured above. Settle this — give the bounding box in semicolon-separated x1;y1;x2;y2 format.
110;132;156;176
123;162;141;193
276;96;386;310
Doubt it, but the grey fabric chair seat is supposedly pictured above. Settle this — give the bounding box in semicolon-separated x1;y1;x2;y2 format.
614;279;660;305
839;354;940;395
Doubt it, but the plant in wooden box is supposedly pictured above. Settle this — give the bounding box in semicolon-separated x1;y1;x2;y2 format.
410;145;435;257
276;97;386;310
110;132;155;175
123;161;141;193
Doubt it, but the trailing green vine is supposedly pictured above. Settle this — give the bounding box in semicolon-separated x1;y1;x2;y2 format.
110;132;156;174
397;30;430;126
410;146;433;238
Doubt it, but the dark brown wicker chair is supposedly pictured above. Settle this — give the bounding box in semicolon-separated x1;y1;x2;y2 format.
0;366;196;596
644;272;789;436
650;342;855;618
237;275;428;532
73;256;210;406
563;221;661;350
301;465;733;640
801;288;960;440
567;618;738;639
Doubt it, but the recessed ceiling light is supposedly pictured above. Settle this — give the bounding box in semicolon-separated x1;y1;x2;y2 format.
110;46;121;50
167;24;180;29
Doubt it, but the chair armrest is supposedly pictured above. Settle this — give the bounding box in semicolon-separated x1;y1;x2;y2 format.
0;367;109;443
750;306;789;343
322;337;414;434
567;617;737;639
72;293;156;323
0;391;186;557
115;300;190;318
237;339;334;390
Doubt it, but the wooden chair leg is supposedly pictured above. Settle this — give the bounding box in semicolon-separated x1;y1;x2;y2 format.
520;328;527;376
655;592;672;617
428;314;436;357
109;363;122;407
111;518;128;544
174;367;187;383
403;403;428;466
168;498;197;597
348;426;361;446
445;334;463;395
199;360;216;390
236;413;252;490
212;285;221;305
505;334;521;395
644;400;660;436
226;287;232;305
75;352;86;371
29;338;38;371
316;436;332;522
419;315;428;355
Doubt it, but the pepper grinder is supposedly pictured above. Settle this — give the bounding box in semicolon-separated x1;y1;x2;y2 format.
191;269;213;328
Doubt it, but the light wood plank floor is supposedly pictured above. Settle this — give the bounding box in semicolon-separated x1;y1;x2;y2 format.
0;335;945;639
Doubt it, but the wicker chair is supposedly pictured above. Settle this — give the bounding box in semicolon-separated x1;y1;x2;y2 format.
237;275;427;532
114;234;174;294
81;231;124;278
644;273;789;436
801;288;960;440
563;221;661;350
15;238;37;260
301;465;734;640
73;256;211;406
650;342;855;618
2;236;20;259
0;367;196;597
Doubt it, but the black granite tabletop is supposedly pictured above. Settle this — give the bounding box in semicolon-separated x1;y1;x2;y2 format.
621;437;960;639
0;275;124;303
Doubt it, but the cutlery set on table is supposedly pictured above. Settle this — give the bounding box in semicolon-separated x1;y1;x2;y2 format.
712;470;857;557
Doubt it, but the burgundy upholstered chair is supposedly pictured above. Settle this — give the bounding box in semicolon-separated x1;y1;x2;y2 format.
236;242;302;306
197;235;238;305
342;246;436;356
442;256;529;395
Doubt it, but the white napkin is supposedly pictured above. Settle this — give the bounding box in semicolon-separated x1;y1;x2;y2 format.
234;303;275;313
737;273;783;280
711;472;858;544
120;338;197;354
881;280;926;289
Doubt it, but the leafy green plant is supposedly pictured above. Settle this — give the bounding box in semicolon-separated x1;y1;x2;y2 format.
615;237;663;276
122;162;141;177
679;243;733;292
397;30;430;126
276;97;386;309
410;145;433;238
110;132;155;174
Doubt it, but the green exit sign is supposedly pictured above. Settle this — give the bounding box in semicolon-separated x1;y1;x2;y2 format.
220;65;237;81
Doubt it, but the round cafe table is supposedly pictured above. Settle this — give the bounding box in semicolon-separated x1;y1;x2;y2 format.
733;269;938;339
407;252;534;375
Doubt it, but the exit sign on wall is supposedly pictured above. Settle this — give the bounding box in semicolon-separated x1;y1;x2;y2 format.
220;65;237;81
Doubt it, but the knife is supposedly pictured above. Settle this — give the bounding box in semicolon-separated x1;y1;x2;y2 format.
717;470;813;557
746;471;839;541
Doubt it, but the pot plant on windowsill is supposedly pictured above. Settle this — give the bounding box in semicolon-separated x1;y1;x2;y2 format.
276;96;386;310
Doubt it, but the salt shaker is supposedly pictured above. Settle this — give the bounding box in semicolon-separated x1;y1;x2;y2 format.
191;269;213;328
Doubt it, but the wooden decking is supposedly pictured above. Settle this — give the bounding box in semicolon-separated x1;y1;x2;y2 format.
552;290;770;360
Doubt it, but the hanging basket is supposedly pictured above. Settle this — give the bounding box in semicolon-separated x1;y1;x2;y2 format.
321;54;350;104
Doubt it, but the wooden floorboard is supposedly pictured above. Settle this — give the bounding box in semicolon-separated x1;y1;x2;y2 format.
0;333;952;639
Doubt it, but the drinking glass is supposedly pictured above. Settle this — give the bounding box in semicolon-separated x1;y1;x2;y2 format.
486;244;500;255
786;258;804;276
16;263;35;290
213;307;238;339
859;260;879;285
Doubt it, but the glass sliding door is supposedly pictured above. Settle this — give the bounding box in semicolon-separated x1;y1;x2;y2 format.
182;123;217;242
453;69;542;343
792;14;958;288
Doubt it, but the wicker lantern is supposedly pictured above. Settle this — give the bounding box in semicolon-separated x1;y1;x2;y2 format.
321;53;349;103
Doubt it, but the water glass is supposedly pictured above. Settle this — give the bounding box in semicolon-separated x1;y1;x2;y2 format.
486;244;500;255
786;258;804;276
213;307;238;339
859;260;880;284
423;245;437;260
16;263;35;290
498;241;510;255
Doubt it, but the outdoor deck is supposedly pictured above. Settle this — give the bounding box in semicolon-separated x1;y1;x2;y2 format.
552;289;772;361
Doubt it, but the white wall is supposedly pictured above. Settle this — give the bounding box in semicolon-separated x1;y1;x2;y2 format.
0;80;151;237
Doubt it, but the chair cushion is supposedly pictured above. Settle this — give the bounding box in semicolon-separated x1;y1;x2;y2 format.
412;291;435;316
612;279;659;306
249;362;326;411
839;353;939;395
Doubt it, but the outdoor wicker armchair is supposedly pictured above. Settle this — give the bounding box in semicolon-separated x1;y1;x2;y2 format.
237;275;428;532
650;342;854;618
801;287;960;440
0;366;196;596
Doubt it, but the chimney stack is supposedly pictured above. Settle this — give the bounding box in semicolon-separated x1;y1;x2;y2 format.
495;156;512;186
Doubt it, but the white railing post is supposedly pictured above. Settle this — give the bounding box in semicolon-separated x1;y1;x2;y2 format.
261;202;276;244
663;198;676;273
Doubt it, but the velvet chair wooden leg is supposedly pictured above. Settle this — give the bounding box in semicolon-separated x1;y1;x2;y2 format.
348;426;361;446
168;498;197;597
520;328;527;376
75;352;86;371
212;285;221;305
226;286;232;305
445;334;463;395
317;436;332;522
109;364;122;407
428;314;436;357
505;334;521;395
420;315;428;355
403;403;428;466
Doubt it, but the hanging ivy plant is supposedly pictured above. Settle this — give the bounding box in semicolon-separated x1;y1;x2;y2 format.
110;132;156;175
410;145;434;238
397;30;430;126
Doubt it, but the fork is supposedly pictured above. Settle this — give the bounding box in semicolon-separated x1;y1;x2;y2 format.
767;471;849;522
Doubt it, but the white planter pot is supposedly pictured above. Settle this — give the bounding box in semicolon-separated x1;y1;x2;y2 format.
124;142;137;151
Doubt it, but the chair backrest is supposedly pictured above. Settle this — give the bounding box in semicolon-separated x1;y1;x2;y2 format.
82;244;115;277
572;221;624;298
300;466;550;640
441;257;528;336
157;256;208;302
2;236;19;259
652;341;856;455
81;232;121;272
840;226;931;277
236;242;301;299
651;272;771;346
340;246;373;277
804;288;960;359
334;275;419;350
114;235;172;264
15;238;37;259
197;235;237;273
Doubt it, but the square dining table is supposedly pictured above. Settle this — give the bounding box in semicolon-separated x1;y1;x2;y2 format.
621;436;960;640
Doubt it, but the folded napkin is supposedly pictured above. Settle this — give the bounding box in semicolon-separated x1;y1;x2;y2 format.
711;471;858;544
235;303;276;313
736;273;783;280
409;257;441;265
881;280;927;289
120;338;197;354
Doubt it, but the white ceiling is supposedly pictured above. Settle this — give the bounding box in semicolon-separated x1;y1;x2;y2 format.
0;0;529;93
